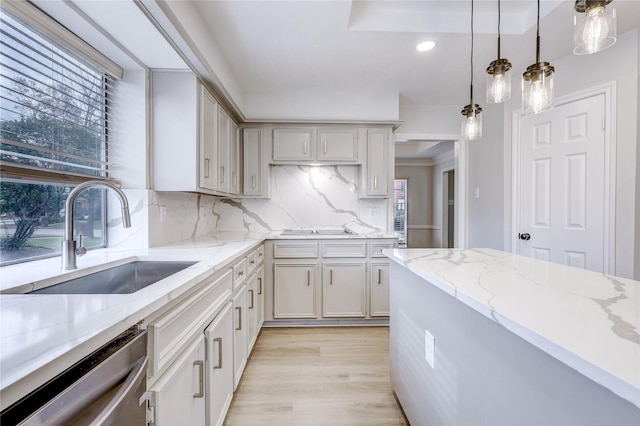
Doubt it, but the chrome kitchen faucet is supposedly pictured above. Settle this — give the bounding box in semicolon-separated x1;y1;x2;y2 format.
61;181;131;270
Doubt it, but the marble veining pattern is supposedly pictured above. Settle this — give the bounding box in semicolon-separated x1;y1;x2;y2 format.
385;248;640;408
115;165;389;249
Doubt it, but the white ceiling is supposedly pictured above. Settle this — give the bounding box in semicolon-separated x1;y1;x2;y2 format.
193;0;639;107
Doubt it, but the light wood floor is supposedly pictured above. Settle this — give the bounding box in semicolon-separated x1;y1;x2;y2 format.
224;327;408;425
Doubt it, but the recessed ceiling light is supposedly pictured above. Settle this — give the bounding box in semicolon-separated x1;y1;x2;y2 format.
416;41;436;52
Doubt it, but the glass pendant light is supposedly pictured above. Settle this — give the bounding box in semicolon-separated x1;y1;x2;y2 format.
486;0;512;103
462;0;482;140
573;0;616;55
522;0;554;115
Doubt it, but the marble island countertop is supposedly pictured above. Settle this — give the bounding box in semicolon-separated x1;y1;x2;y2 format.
384;248;640;409
0;230;397;407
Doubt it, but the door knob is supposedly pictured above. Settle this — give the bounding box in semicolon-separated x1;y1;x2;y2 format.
518;233;531;241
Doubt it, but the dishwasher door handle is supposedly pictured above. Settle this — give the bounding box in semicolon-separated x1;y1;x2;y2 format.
91;355;148;425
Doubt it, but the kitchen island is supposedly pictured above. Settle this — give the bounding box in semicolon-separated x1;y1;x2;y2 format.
385;248;640;425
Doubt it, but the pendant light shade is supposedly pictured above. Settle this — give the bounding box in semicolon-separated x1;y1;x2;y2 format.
486;0;512;103
462;0;482;140
461;104;483;140
573;0;616;55
522;0;555;115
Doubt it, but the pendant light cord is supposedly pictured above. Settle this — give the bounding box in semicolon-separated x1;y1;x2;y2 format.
497;0;501;58
535;0;541;63
470;0;474;104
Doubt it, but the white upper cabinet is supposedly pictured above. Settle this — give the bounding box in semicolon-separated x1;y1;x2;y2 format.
316;128;358;162
272;128;314;162
271;126;359;164
242;128;270;198
230;121;240;196
152;71;238;197
217;107;231;194
199;86;218;191
360;128;392;198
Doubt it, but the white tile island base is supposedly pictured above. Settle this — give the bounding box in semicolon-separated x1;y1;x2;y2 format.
386;249;640;425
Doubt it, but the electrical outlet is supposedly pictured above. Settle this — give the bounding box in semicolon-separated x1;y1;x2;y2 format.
425;329;436;369
369;208;379;218
474;187;480;199
160;206;167;223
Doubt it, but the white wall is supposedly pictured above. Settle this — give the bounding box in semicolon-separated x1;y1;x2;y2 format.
466;101;505;250
244;90;399;122
396;103;460;138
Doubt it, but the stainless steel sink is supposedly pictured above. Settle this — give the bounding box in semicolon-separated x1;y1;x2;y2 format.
27;261;197;295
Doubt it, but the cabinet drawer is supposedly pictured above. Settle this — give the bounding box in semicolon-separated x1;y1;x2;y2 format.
273;242;319;258
148;270;233;377
256;245;264;265
247;250;258;274
322;242;366;258
370;241;395;257
233;257;248;288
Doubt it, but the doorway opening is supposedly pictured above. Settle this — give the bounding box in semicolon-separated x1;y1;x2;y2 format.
442;169;455;248
393;179;407;247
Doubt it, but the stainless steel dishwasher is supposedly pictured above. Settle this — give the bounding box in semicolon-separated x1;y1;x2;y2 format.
1;327;147;425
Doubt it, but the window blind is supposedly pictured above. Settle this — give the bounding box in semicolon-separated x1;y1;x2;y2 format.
0;6;117;180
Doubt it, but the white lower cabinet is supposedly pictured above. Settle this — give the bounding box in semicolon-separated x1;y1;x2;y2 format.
204;301;234;426
246;272;258;353
145;244;265;425
265;239;396;323
322;262;366;317
256;265;265;330
149;335;206;425
273;262;317;318
370;262;390;316
232;284;247;390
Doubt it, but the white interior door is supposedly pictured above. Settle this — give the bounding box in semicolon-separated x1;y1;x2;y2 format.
517;93;607;272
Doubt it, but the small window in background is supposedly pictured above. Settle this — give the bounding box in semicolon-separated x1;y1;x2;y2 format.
0;6;119;265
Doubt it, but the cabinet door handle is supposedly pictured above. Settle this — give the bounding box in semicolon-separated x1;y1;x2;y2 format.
213;337;223;369
238;270;244;277
378;269;382;284
329;269;333;285
250;260;255;265
258;277;262;295
304;139;308;155
193;360;204;398
252;175;257;189
323;139;327;154
373;176;378;189
249;289;254;309
235;306;242;330
204;158;210;178
232;170;236;185
307;270;311;286
220;166;225;183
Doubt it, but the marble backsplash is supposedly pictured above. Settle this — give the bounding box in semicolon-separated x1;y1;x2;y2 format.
108;165;391;248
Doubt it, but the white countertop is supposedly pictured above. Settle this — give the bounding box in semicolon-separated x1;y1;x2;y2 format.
384;248;640;409
0;231;267;407
0;230;397;407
